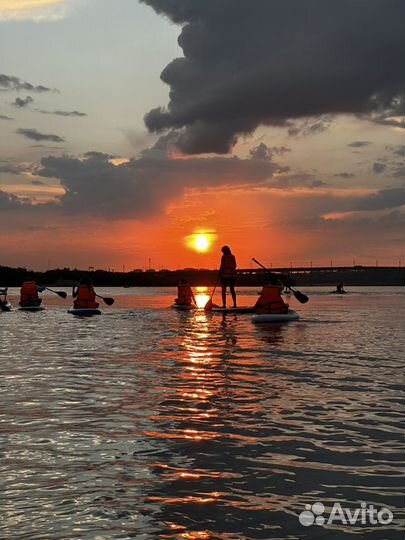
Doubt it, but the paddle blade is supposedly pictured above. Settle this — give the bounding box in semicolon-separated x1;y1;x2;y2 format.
293;290;309;304
57;291;68;299
102;297;115;306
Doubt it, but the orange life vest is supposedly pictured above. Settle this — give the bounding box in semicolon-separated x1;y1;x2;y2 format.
20;281;40;304
255;285;289;314
176;284;194;305
74;284;99;309
220;254;237;278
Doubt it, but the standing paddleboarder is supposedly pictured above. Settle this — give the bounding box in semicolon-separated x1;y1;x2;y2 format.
219;245;237;308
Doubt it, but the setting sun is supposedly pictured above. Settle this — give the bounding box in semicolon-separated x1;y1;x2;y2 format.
184;231;217;254
195;234;210;252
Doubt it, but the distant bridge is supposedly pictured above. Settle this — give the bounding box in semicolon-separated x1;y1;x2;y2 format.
237;265;402;275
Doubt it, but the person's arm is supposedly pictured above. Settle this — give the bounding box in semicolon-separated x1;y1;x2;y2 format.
219;255;225;276
72;285;78;298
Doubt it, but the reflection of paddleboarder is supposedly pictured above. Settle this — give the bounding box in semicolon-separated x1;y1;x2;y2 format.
219;245;237;308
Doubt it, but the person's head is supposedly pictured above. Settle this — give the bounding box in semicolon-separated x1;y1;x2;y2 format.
264;273;279;286
80;275;93;287
179;278;189;285
221;245;231;255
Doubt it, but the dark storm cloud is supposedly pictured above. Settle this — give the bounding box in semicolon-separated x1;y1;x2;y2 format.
141;0;405;154
16;128;65;143
0;114;14;120
36;109;87;117
12;96;34;108
0;74;54;93
372;162;386;174
355;187;405;211
0;190;25;210
35;139;286;218
348;141;372;148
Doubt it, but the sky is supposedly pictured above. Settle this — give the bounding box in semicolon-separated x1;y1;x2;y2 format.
1;0;404;271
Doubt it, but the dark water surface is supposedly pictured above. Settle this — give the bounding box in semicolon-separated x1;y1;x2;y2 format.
1;287;404;539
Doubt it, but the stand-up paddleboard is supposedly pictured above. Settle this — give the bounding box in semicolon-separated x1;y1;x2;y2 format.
171;303;197;311
18;304;46;312
252;309;299;323
330;290;348;294
210;306;255;314
68;307;101;316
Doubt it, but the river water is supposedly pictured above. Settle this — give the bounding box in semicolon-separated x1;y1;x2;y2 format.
1;286;404;539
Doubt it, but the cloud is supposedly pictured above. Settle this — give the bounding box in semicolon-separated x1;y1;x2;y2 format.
392;166;405;178
287;116;333;138
34;138;286;218
0;114;14;121
372;162;386;174
142;0;405;154
334;172;356;179
0;162;21;175
0;190;25;210
386;145;405;157
355;187;405;211
16;128;65;143
12;96;34;108
0;1;69;22
0;73;54;92
348;141;371;148
36;109;87;117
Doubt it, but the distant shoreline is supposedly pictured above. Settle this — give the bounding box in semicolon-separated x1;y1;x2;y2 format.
1;265;404;287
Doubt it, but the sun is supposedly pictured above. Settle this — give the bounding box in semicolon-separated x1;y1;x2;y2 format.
184;231;217;253
194;234;210;252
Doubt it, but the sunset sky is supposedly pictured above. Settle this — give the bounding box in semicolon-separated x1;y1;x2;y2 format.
1;0;404;271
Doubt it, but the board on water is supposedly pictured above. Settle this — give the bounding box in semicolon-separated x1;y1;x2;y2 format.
252;309;299;323
18;305;45;312
171;303;197;311
210;306;255;314
68;307;101;316
330;290;348;294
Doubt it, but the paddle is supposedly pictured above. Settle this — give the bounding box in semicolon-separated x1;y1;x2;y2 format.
96;294;114;306
251;258;309;304
43;287;67;299
204;278;219;312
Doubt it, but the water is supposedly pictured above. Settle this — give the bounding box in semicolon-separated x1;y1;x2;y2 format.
1;287;404;539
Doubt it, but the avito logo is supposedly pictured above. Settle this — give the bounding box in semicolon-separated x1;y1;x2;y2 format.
299;502;393;527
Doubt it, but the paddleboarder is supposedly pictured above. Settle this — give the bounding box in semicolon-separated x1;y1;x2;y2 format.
219;245;237;309
19;279;43;307
72;275;99;310
175;278;196;306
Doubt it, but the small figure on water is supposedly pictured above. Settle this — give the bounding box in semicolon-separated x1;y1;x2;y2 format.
0;287;11;311
219;245;237;308
255;273;289;314
73;275;99;309
19;279;43;307
175;278;196;306
336;282;345;293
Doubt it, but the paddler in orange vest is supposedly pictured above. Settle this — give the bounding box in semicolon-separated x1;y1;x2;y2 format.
175;278;196;306
255;273;289;314
219;245;237;308
19;279;43;307
72;275;99;309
